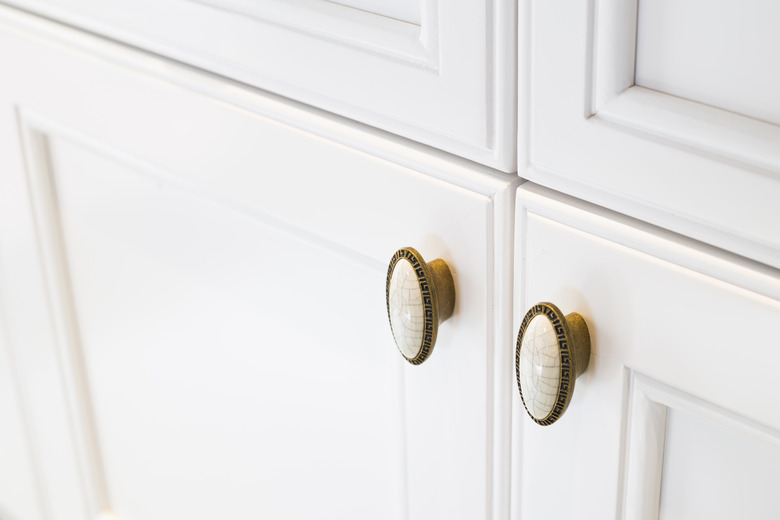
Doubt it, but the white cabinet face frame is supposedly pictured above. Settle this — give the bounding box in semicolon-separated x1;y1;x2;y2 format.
519;0;780;268
3;0;517;170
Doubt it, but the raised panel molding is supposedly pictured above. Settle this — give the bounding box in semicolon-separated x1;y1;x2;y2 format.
513;184;780;520
521;0;780;268
0;9;518;517
327;0;421;25
589;0;780;176
8;112;515;519
16;116;114;520
635;0;780;127
12;111;408;520
0;0;516;170
619;371;780;519
15;107;411;520
188;0;438;67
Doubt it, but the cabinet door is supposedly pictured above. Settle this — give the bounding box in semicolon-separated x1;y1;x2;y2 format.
0;9;515;520
513;184;780;519
1;0;516;170
520;0;780;267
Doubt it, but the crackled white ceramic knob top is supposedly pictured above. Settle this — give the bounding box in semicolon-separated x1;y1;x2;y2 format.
386;248;455;365
518;314;561;420
388;258;425;359
516;302;591;426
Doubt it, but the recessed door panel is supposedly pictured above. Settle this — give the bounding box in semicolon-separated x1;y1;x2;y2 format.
636;0;780;126
513;184;780;520
523;0;780;267
45;136;402;519
660;409;780;519
0;15;514;520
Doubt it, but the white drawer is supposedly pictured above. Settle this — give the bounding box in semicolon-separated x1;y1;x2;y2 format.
0;11;515;519
513;183;780;519
1;0;516;170
521;0;780;268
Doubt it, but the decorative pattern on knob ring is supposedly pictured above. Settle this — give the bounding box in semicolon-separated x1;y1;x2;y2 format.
385;247;454;365
515;302;591;426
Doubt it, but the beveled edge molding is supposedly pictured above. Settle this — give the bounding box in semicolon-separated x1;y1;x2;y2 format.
618;369;780;519
15;109;113;518
587;0;780;176
187;0;440;70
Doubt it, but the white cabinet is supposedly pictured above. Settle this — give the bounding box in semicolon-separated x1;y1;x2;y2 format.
515;0;780;518
1;0;517;170
520;0;780;268
1;0;779;518
0;7;516;519
512;184;780;519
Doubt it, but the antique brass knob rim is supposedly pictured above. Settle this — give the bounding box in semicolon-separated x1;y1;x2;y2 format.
515;302;591;426
385;247;455;365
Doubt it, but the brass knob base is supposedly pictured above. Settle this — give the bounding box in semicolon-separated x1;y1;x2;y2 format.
427;258;455;323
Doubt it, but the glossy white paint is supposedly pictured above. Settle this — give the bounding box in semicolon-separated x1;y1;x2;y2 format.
659;408;780;519
520;0;780;268
0;7;517;520
328;0;421;25
1;0;776;518
513;184;780;520
516;0;780;513
1;0;517;169
0;304;41;520
636;0;780;126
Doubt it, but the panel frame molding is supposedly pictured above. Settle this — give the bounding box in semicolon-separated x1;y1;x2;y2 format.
7;104;518;520
188;0;439;68
1;0;516;170
619;370;780;519
16;106;420;520
15;110;113;520
512;184;780;520
590;0;780;175
0;14;519;515
520;0;780;268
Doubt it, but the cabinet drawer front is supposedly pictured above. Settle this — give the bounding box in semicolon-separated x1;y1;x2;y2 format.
522;0;780;267
514;183;780;519
0;12;515;520
0;0;516;170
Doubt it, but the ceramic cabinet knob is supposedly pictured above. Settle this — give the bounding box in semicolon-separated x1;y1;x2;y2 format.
386;247;455;365
515;302;591;426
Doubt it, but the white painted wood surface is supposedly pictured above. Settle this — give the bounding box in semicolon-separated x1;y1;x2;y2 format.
0;313;41;520
520;0;780;268
0;7;517;519
659;408;780;519
0;0;516;170
327;0;421;25
636;0;780;126
513;183;780;520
